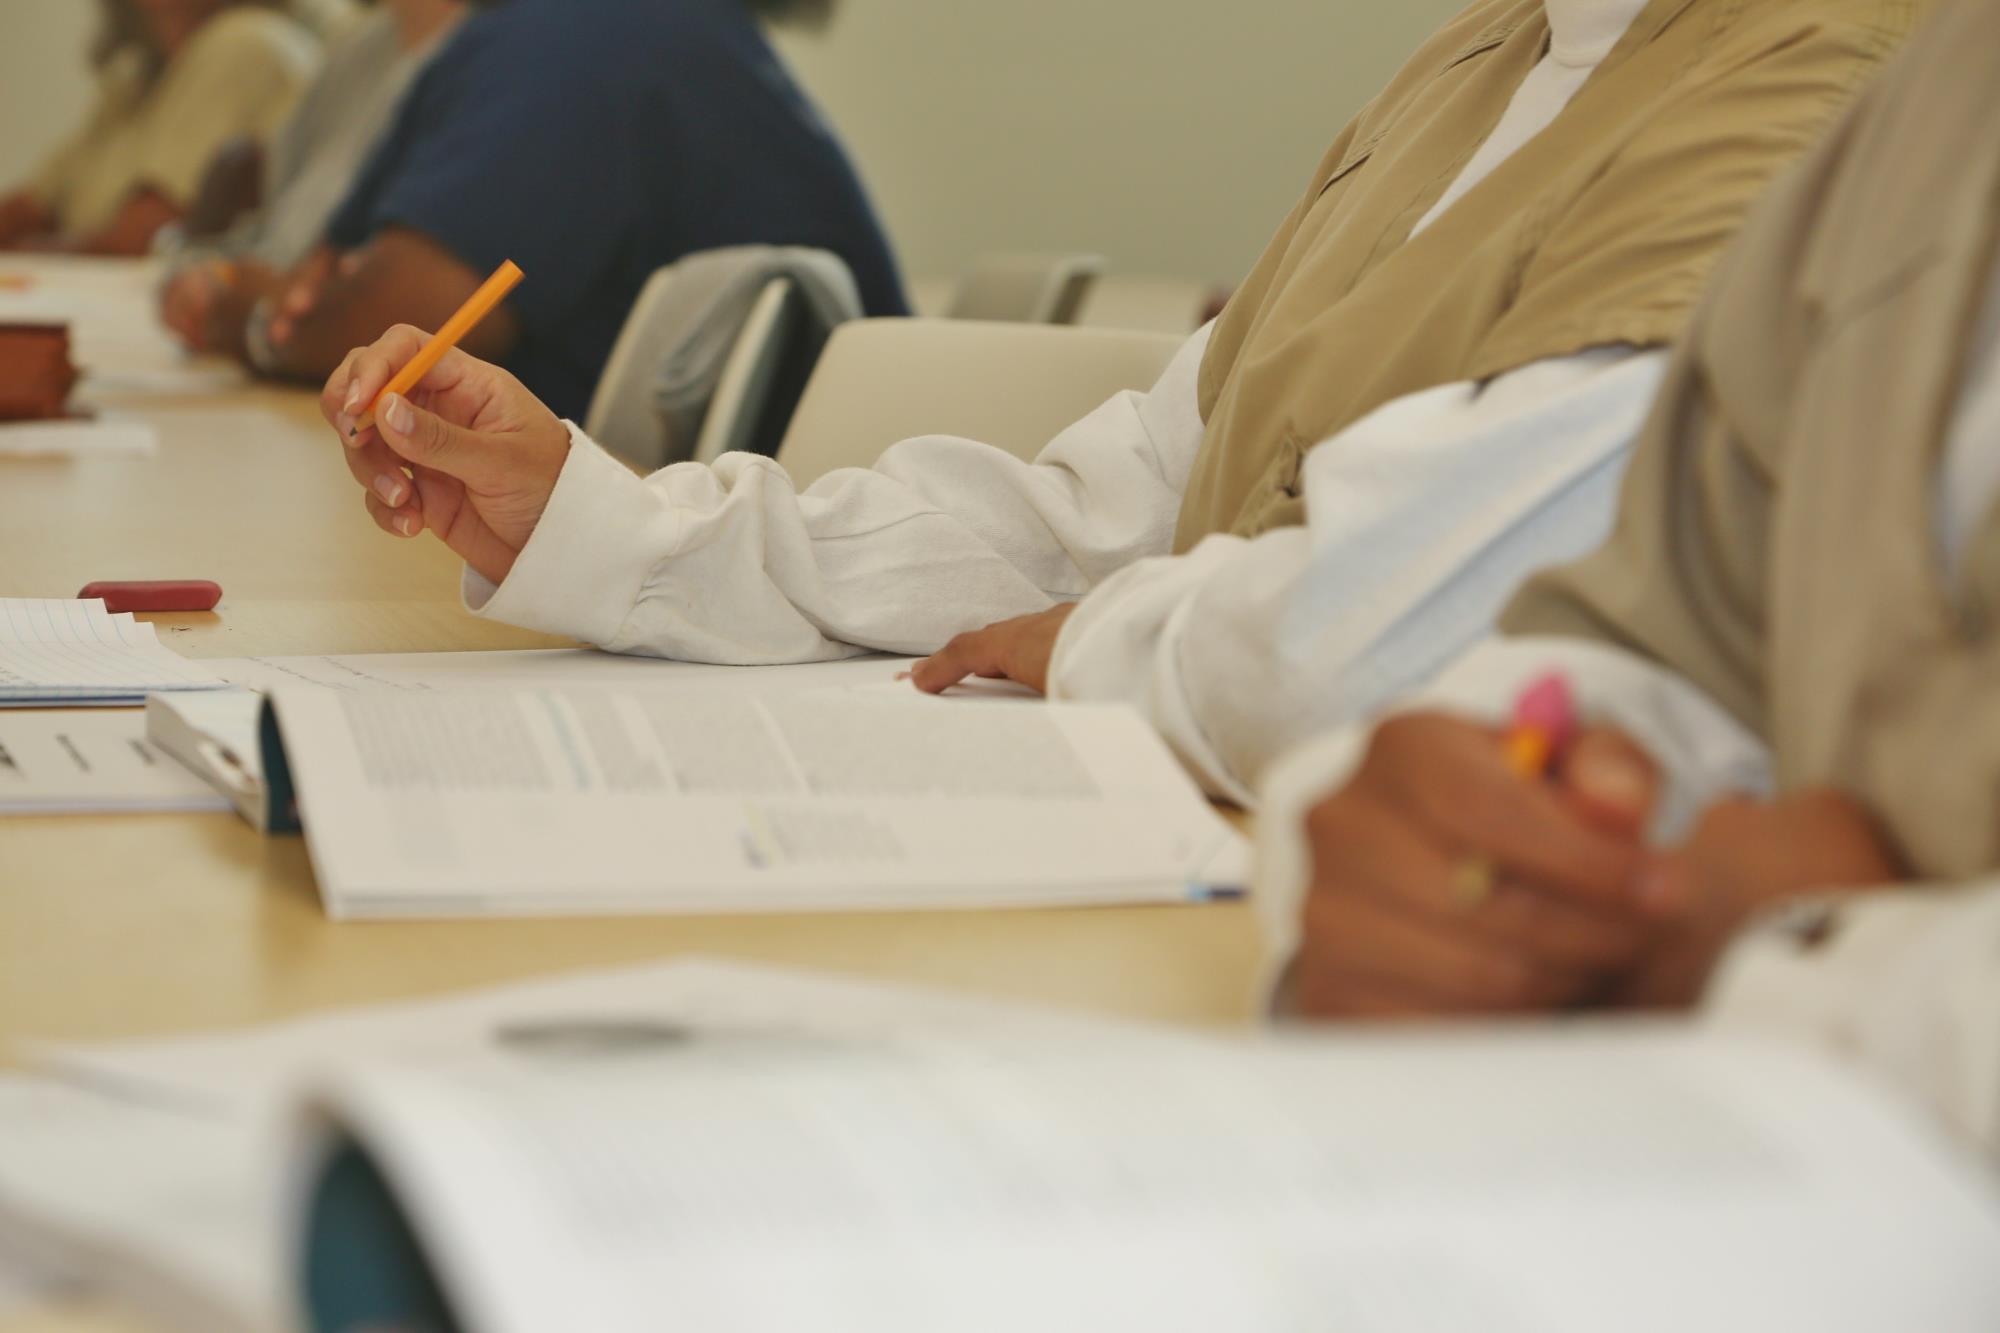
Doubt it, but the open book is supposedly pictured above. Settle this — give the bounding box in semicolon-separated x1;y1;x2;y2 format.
262;680;1247;917
299;1026;2000;1333
0;960;1138;1333
3;962;1997;1333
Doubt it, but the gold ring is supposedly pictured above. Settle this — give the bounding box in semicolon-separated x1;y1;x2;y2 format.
1449;858;1495;911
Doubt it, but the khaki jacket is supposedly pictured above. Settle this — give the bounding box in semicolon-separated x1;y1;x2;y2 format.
1505;0;2000;878
31;10;319;234
1179;0;1922;550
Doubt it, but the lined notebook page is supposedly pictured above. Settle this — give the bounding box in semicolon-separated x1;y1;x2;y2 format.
0;599;226;705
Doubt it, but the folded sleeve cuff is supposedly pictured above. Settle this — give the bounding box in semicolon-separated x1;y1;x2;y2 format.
464;423;667;647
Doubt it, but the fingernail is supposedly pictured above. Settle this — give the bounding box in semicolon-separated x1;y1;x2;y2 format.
385;393;414;436
1572;747;1650;811
396;515;419;538
375;475;406;506
342;384;363;414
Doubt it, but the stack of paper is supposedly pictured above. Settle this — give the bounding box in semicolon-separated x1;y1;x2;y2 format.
0;259;246;395
0;599;227;706
0;711;230;815
0;418;158;459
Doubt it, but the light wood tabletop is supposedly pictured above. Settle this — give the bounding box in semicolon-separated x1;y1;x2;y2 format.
0;258;1264;1330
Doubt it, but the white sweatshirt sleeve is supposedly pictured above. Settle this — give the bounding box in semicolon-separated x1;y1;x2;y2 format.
463;325;1216;664
1703;882;2000;1164
1047;348;1672;804
1250;634;1775;1003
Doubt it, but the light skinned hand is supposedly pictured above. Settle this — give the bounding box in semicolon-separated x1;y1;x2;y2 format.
908;604;1077;695
1287;712;1678;1020
321;325;571;586
1611;787;1906;1008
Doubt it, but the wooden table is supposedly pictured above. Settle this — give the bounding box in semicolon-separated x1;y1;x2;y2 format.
0;259;1264;1330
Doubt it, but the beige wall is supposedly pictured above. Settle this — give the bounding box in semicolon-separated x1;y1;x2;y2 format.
0;0;98;186
775;1;1465;284
0;1;1464;282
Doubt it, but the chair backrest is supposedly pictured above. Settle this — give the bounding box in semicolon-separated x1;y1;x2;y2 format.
946;252;1106;325
776;318;1185;490
690;278;800;465
583;264;686;469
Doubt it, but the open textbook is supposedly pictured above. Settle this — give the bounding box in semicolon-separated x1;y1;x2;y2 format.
1;962;1995;1333
0;960;1127;1333
148;650;1022;830
266;679;1245;916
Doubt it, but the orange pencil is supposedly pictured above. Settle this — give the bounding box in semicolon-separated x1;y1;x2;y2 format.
1449;672;1577;909
348;259;524;438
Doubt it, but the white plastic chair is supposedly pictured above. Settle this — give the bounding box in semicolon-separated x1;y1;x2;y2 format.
776;318;1184;490
586;275;798;471
946;253;1106;326
689;278;798;465
584;265;686;470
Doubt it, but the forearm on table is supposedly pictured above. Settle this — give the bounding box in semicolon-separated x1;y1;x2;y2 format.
262;230;518;382
74;187;183;257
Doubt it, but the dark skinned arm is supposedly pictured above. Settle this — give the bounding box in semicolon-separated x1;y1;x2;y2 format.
72;186;184;256
260;227;521;383
181;137;265;239
0;192;55;249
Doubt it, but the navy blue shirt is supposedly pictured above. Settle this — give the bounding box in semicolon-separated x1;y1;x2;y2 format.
327;0;908;420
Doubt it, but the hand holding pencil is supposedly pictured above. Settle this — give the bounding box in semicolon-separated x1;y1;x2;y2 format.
320;262;574;587
1282;693;1676;1021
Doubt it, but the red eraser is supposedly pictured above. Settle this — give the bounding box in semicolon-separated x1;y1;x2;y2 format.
77;580;223;614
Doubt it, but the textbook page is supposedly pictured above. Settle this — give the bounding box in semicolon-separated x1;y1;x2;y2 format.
38;958;1132;1117
207;648;918;694
0;1077;273;1333
311;1029;2000;1333
7;962;1129;1333
0;599;227;706
272;684;1243;918
0;709;230;814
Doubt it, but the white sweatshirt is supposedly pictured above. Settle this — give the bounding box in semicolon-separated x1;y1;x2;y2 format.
1253;262;2000;1162
470;0;1659;800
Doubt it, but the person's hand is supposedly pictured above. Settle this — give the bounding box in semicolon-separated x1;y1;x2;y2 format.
160;265;219;348
322;325;571;586
268;246;362;347
1612;788;1906;1008
166;261;288;357
1286;712;1678;1020
908;605;1078;695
